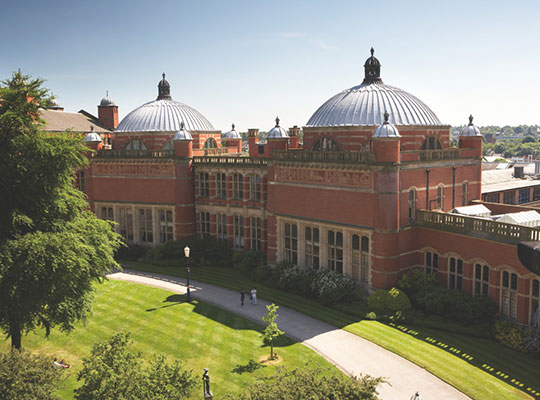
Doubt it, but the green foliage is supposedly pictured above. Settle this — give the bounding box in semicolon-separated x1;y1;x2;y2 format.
74;332;196;400
367;288;411;319
0;71;122;349
233;364;383;400
115;242;149;261
397;269;498;324
494;321;529;351
0;349;64;400
262;304;284;359
144;237;233;268
233;250;267;275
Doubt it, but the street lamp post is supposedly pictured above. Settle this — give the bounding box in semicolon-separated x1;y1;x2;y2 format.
184;245;191;303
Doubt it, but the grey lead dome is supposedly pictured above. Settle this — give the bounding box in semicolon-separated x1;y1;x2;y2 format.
306;49;442;127
115;74;215;133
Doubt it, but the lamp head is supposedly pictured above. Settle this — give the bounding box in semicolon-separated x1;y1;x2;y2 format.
184;245;190;258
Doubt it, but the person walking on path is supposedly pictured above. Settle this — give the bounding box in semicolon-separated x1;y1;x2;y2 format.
240;288;246;306
251;288;257;305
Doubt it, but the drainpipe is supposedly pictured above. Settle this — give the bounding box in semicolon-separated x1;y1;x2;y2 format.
426;169;431;210
452;166;456;209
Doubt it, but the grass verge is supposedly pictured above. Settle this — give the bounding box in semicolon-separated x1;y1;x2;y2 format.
124;260;540;400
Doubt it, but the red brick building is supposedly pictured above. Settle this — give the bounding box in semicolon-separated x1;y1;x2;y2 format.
65;50;539;326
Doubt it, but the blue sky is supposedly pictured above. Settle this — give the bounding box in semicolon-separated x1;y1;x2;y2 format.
1;0;539;131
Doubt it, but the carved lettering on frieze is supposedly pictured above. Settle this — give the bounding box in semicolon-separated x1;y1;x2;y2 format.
275;167;372;188
94;163;174;177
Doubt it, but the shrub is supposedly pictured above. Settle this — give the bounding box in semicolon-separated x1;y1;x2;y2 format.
494;321;530;351
115;242;149;261
367;288;411;318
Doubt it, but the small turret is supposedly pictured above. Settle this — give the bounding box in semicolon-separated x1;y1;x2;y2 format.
459;115;483;158
372;111;400;162
98;90;119;130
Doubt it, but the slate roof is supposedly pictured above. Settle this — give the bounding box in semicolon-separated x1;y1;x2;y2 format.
40;109;110;133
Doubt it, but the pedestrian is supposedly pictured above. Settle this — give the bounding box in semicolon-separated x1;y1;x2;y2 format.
240;288;246;306
251;287;257;305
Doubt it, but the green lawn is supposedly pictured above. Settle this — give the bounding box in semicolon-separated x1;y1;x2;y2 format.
124;261;540;400
0;280;339;399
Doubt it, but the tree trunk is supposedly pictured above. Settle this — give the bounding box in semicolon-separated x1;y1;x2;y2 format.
10;323;21;350
270;342;274;359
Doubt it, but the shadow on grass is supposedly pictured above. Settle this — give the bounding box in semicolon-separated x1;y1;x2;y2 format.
146;294;186;312
232;359;265;374
386;322;540;399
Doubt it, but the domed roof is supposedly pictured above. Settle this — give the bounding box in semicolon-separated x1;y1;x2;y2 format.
50;98;62;110
306;49;442;127
172;122;193;141
84;126;102;142
460;115;482;137
115;74;215;133
223;123;241;139
373;111;401;138
100;91;116;107
267;117;289;139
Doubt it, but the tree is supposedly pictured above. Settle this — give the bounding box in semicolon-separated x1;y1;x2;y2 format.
262;303;284;360
74;333;196;400
0;349;64;400
232;364;384;400
0;71;122;349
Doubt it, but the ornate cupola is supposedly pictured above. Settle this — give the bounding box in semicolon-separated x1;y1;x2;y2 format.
157;73;172;100
459;115;482;137
363;47;382;84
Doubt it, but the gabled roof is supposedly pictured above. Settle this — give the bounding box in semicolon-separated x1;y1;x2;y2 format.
40;109;110;133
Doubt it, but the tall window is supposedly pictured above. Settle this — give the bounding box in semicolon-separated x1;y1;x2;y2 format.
474;264;489;296
125;140;147;150
361;236;369;283
462;183;468;206
328;230;343;273
101;207;113;220
448;257;463;290
118;207;133;241
138;209;153;243
217;214;227;240
216;173;226;198
305;227;320;269
199;173;209;197
233;174;243;200
436;186;443;209
503;191;515;205
203;138;218;148
408;189;416;222
312;136;339;151
422;136;442;150
531;279;539;328
284;223;298;264
250;175;261;201
234;215;244;249
501;270;518;320
200;212;210;236
76;170;85;193
425;252;438;276
159;210;173;243
534;187;540;202
518;188;530;204
250;217;261;251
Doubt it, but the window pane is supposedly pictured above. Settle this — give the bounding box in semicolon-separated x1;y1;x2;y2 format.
353;235;359;250
511;273;518;290
534;280;540;297
503;271;509;288
475;264;481;280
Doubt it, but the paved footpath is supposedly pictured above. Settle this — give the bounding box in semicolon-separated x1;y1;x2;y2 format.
108;270;469;400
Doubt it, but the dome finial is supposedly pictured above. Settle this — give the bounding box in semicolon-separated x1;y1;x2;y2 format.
106;90;108;97
370;47;374;56
232;123;235;130
383;111;389;124
90;125;94;131
468;114;474;125
275;116;280;127
180;121;184;130
363;47;382;84
157;73;172;100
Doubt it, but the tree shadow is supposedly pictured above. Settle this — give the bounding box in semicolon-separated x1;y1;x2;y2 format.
385;321;540;399
231;359;265;374
146;294;186;312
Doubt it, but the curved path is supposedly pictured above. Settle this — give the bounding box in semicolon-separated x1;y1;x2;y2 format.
108;270;469;400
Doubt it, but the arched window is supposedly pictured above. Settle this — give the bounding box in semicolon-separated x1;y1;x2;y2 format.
474;263;489;296
425;251;438;276
421;136;442;150
125;140;147;151
531;279;539;328
501;270;518;320
204;138;218;149
448;257;463;290
312;136;339;151
408;189;416;222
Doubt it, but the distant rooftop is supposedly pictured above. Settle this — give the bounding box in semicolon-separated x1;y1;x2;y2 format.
41;109;110;133
482;163;538;193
